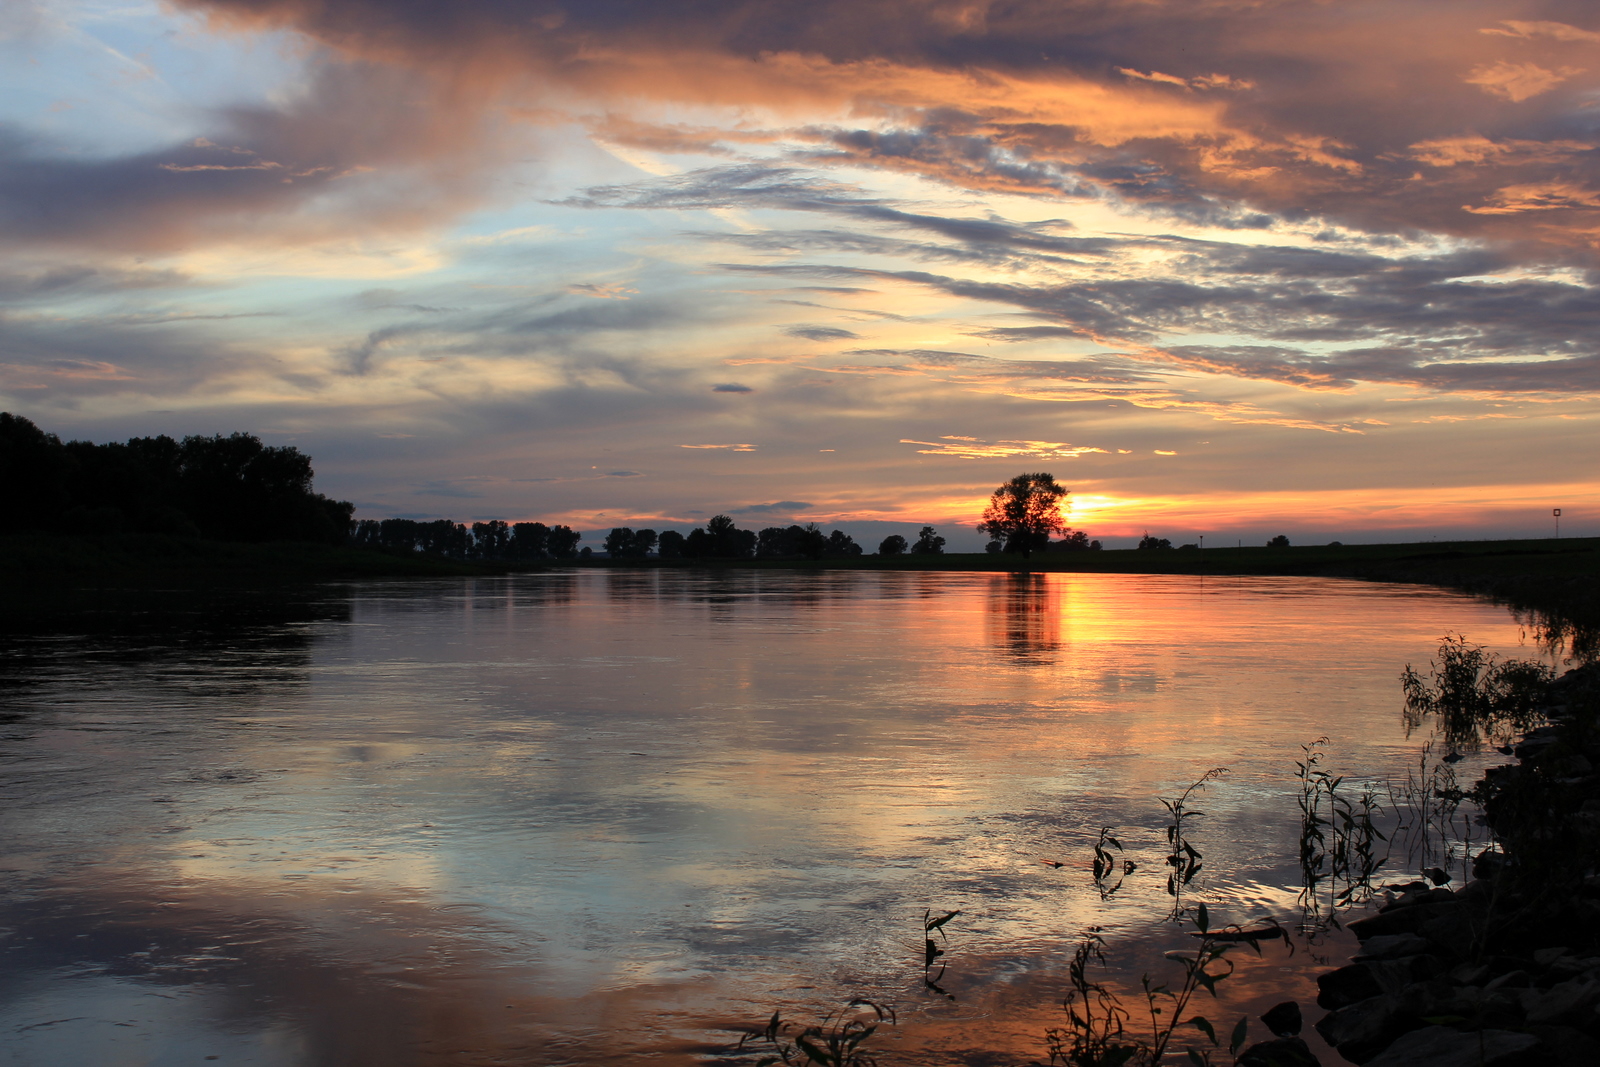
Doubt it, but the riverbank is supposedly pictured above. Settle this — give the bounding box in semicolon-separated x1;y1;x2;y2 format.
1306;662;1600;1067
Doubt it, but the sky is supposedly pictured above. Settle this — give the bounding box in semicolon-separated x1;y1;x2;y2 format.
3;0;1599;548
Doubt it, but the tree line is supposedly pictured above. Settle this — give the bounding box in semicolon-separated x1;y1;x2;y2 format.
0;412;352;544
2;414;1111;561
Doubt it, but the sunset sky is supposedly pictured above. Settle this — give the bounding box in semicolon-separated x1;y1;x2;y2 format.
4;0;1598;547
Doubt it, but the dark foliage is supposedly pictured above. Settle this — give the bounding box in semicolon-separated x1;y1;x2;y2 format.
911;525;946;554
604;527;658;558
1268;534;1291;548
346;517;582;560
1137;533;1173;551
976;472;1067;558
879;534;908;556
754;523;861;560
683;514;757;559
1046;529;1101;552
657;529;686;559
1;412;352;545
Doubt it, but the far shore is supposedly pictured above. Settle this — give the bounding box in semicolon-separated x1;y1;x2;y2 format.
6;532;1597;637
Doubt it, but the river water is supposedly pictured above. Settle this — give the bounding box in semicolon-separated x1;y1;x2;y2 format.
0;571;1544;1065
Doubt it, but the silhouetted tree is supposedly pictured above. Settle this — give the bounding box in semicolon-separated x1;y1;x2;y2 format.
603;527;658;559
511;522;550;559
1268;534;1291;548
824;530;861;557
1137;533;1173;550
685;514;756;559
604;527;636;558
911;526;945;554
879;534;908;556
757;525;797;558
1;413;71;533
657;530;685;559
0;413;352;544
1050;529;1100;551
976;472;1067;558
473;520;511;559
985;539;1003;553
547;524;582;559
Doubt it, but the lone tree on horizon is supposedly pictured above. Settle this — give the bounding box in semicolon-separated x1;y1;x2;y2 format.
976;472;1068;558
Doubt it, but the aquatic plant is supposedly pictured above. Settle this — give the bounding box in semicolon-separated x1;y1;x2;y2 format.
1295;739;1394;921
1043;908;1251;1067
1160;768;1227;905
1091;827;1135;900
738;1000;896;1067
921;908;960;999
1400;634;1552;750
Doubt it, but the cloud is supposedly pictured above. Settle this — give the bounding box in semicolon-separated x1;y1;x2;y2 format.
681;443;756;451
567;282;638;299
729;500;812;514
1464;61;1581;102
1481;21;1600;43
785;325;860;341
711;382;753;392
901;437;1110;460
603;470;642;477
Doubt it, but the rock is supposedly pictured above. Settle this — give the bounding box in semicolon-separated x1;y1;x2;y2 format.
1261;1000;1303;1037
1362;1026;1539;1067
1349;901;1461;941
1473;849;1508;880
1526;1024;1600;1067
1533;945;1570;966
1521;977;1600;1025
1418;907;1479;952
1354;933;1431;961
1483;969;1530;992
1448;962;1491;984
1237;1036;1320;1066
1318;964;1383;1010
1314;995;1414;1063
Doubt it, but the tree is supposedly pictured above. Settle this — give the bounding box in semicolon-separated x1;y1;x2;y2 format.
976;472;1067;558
547;524;581;558
1268;534;1291;548
1056;529;1091;551
604;527;636;558
824;530;861;557
879;534;908;556
689;514;756;559
657;530;685;559
911;526;946;554
472;519;511;559
511;522;550;559
1138;533;1173;550
632;528;658;557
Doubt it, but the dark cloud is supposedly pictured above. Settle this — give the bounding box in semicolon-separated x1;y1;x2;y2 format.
785;325;859;341
712;382;753;392
730;500;812;514
172;0;1600;255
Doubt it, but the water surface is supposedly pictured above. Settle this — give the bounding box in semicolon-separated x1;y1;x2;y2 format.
0;571;1539;1065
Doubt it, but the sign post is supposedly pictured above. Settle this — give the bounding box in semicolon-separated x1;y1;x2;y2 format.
1555;508;1562;539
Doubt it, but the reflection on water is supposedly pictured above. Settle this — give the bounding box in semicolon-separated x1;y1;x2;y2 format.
0;572;1546;1065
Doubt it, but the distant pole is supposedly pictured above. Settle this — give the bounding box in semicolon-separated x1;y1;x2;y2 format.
1555;508;1561;539
1199;535;1204;550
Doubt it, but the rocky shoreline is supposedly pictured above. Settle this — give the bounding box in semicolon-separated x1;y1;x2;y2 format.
1252;662;1600;1067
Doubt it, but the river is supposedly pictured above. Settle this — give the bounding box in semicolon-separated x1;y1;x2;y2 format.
0;570;1543;1065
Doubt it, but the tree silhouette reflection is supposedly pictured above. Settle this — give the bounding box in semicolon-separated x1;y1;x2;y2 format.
987;572;1060;657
